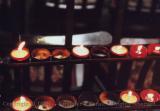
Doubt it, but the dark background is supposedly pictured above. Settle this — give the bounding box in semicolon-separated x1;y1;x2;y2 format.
1;0;160;38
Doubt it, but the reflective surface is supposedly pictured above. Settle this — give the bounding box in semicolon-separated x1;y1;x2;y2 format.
35;31;112;46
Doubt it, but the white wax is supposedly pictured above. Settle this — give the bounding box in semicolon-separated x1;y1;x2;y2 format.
73;45;89;56
155;46;160;51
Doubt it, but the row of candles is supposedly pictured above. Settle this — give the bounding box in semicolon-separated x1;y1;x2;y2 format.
6;41;160;62
11;89;160;111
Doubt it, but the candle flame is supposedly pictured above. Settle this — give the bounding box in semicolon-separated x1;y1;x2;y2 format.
137;45;143;51
155;46;160;51
20;96;26;103
18;41;25;50
147;93;154;101
136;45;143;54
128;91;132;97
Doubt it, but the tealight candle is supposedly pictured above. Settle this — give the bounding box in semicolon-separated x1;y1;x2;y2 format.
12;96;33;111
120;90;139;104
57;95;77;109
52;48;70;59
148;44;160;55
99;91;117;106
31;48;51;60
10;41;30;61
111;45;128;56
130;45;147;58
72;45;89;58
35;96;56;111
140;89;160;103
155;46;160;51
79;92;97;107
91;46;109;58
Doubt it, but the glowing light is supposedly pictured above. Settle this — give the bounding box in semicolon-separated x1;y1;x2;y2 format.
18;41;25;50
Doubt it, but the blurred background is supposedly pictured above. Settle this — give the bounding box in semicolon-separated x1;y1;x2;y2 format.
0;0;160;37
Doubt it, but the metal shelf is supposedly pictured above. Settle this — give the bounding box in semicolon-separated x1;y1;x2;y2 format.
0;56;160;67
1;92;160;111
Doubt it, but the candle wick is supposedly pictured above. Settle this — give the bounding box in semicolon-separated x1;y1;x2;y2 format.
19;34;21;42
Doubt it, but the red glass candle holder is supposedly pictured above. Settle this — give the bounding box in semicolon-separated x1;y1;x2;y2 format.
140;89;160;103
35;96;56;111
31;48;51;60
148;44;160;55
56;95;77;109
99;91;117;106
52;48;70;59
130;45;147;58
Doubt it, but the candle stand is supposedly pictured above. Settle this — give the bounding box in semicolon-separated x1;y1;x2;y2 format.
0;32;160;111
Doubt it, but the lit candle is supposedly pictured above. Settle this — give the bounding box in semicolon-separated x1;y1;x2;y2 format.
127;91;132;101
148;44;160;55
140;89;160;103
52;48;70;59
120;90;139;104
117;45;122;49
99;91;117;106
35;96;56;111
72;45;89;58
130;45;147;58
155;46;160;51
12;96;33;111
11;41;30;61
111;45;128;56
31;48;51;60
128;91;132;97
57;95;77;109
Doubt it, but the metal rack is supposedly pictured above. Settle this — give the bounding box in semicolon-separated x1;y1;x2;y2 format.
1;55;160;67
1;34;160;110
0;0;160;111
1;91;160;111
